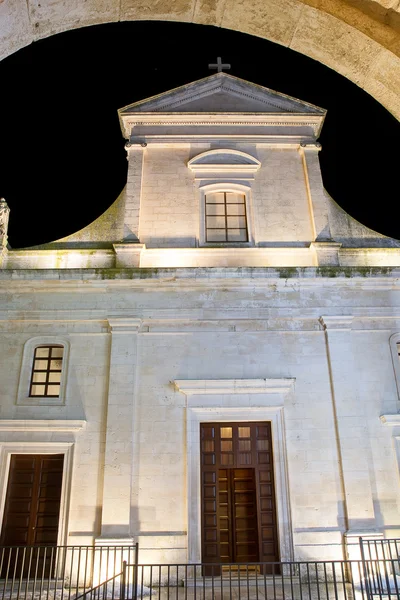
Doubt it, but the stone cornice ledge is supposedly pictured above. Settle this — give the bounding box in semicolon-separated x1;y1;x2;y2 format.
174;378;295;395
320;316;354;330
380;414;400;426
0;420;87;432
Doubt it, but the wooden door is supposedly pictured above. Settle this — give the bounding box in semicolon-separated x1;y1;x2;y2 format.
219;468;259;564
201;423;279;572
0;454;64;577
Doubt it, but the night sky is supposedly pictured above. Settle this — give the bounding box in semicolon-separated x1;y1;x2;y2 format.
0;21;399;249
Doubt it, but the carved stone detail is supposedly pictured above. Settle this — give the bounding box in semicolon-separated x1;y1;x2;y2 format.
0;198;10;243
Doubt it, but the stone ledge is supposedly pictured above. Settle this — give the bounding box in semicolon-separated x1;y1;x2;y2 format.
1;265;400;281
0;420;86;432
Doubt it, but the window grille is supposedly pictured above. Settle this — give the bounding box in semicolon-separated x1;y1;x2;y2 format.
29;346;64;397
205;192;248;242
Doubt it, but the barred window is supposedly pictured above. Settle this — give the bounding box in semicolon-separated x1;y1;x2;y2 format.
205;192;248;243
29;346;64;397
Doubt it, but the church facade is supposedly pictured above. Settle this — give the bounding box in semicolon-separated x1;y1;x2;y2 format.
1;73;400;567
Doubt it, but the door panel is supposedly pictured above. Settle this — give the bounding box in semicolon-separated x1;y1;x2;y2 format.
0;454;64;578
201;422;279;571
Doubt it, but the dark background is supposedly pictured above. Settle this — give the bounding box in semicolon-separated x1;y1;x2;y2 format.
0;21;398;248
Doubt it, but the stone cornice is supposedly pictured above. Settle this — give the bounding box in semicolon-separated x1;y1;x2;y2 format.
126;117;322;126
0;420;86;432
319;315;354;330
107;317;142;333
1;266;400;284
174;378;295;395
120;112;324;139
380;414;400;426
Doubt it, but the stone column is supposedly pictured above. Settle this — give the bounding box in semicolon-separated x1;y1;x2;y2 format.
96;317;141;544
320;316;381;559
0;198;10;267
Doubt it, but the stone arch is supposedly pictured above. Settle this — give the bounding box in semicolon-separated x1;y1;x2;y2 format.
1;1;400;120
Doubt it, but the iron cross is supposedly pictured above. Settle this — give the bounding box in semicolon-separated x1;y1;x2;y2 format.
208;57;231;73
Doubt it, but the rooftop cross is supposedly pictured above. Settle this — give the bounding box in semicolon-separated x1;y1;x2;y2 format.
208;57;231;73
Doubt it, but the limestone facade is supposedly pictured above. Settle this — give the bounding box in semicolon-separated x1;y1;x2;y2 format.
1;74;400;565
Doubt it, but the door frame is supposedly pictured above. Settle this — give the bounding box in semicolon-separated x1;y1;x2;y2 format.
0;443;74;548
176;378;295;565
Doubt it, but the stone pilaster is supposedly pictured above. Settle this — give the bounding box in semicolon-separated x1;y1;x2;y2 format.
320;316;380;555
123;146;145;241
300;145;332;241
97;317;141;542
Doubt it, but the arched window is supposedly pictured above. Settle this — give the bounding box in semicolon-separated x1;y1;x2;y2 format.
29;345;64;397
188;149;260;246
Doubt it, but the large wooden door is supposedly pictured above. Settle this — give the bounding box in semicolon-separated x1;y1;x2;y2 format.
0;454;64;577
201;423;279;571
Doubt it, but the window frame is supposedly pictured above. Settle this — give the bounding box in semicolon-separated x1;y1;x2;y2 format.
204;191;249;243
199;183;254;247
29;345;64;398
17;337;70;406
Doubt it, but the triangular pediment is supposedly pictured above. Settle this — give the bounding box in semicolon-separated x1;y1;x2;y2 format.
119;73;325;115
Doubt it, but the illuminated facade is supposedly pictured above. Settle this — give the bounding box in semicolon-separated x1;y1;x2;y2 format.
0;73;400;565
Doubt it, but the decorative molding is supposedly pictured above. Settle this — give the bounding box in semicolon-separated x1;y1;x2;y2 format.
95;536;135;546
107;318;142;333
319;315;354;330
0;420;86;432
380;414;400;425
127;120;321;128
188;149;261;181
175;378;295;396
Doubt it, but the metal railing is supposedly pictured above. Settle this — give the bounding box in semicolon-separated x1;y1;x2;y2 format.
128;560;374;600
360;538;400;600
74;572;124;600
0;544;138;600
0;549;399;600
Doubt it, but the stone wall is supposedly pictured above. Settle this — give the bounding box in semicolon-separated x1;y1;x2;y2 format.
0;269;400;562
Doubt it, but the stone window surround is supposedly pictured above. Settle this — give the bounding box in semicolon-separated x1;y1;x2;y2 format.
389;333;400;406
0;441;75;547
174;378;295;564
17;336;70;406
198;182;255;247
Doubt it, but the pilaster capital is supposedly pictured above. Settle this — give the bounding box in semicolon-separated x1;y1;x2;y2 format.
319;315;354;331
107;317;142;334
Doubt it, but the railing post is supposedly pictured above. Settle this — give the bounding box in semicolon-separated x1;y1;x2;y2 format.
121;561;126;600
133;543;139;600
360;536;373;600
